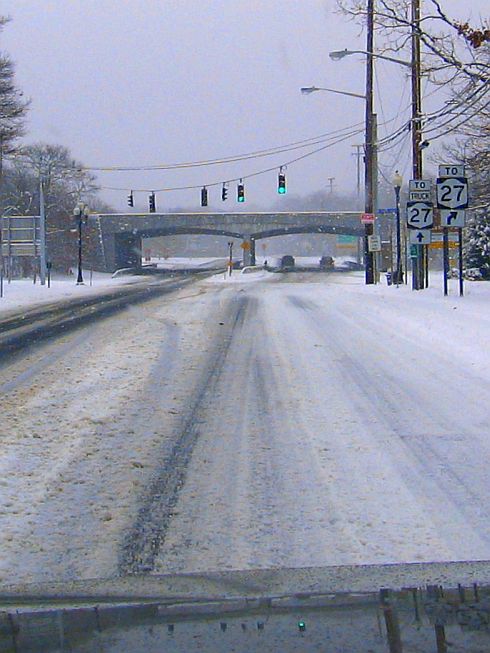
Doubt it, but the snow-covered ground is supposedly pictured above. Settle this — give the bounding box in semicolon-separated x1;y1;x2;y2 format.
0;258;227;316
0;272;146;316
0;270;489;587
147;256;226;269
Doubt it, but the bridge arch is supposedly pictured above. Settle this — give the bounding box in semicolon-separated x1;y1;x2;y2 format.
139;226;244;240
251;225;363;240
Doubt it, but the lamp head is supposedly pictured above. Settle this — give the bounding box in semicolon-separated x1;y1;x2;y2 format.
329;49;350;61
393;170;403;188
300;86;318;95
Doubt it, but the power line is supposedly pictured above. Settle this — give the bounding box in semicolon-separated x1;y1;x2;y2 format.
97;126;366;193
76;122;366;172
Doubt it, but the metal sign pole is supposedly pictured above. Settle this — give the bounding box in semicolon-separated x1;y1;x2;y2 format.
7;215;12;283
425;245;429;287
442;228;449;296
404;224;408;284
458;227;464;296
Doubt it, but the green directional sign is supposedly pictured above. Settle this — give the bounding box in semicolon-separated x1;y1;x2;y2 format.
337;235;357;244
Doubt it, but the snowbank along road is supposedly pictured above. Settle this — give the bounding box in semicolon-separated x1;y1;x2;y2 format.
0;270;489;586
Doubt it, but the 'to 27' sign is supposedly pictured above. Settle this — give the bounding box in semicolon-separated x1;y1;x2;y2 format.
436;177;468;210
406;201;433;229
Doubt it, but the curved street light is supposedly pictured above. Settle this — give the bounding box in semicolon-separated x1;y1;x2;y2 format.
329;48;412;68
300;85;366;100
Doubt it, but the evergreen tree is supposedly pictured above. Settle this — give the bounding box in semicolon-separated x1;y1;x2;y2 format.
0;17;29;177
465;210;490;276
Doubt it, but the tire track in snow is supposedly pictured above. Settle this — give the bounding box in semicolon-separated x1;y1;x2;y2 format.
119;294;255;574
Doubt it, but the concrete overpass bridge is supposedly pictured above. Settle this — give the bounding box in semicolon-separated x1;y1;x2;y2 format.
89;211;380;272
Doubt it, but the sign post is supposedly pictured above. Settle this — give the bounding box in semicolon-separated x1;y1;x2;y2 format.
458;228;464;297
442;228;449;296
408;181;432;289
436;164;468;297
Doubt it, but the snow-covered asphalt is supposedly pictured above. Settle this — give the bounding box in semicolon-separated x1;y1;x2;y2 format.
0;271;489;586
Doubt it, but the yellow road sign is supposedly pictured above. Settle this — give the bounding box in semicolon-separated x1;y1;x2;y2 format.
429;241;458;249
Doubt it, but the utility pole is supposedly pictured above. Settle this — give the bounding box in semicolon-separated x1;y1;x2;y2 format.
352;144;363;197
364;0;376;284
411;0;424;289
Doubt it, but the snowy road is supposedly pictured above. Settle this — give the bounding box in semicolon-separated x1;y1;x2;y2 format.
0;271;489;586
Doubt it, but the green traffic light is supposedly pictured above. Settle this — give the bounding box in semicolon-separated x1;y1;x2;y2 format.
278;172;286;194
298;620;306;632
238;196;245;202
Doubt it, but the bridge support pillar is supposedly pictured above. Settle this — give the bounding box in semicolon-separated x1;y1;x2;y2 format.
242;236;255;266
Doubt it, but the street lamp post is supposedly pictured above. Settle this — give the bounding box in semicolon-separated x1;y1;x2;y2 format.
393;171;403;286
330;37;426;289
73;201;90;285
300;84;372;281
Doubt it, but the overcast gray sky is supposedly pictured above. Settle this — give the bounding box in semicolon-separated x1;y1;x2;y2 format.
1;0;487;211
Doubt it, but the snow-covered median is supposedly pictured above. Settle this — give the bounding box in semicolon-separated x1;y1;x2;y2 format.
0;272;146;316
207;268;276;283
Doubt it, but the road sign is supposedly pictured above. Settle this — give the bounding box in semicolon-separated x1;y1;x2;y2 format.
439;164;465;178
436;177;468;209
240;241;251;250
409;229;432;245
406;201;433;229
409;179;432;191
430;240;458;249
368;234;381;252
440;209;466;228
1;215;41;257
361;212;375;224
377;208;396;215
408;179;432;202
409;244;418;258
409;190;431;201
431;232;458;243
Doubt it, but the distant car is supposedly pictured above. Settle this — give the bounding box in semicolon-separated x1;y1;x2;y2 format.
280;255;295;270
338;260;364;271
319;256;334;270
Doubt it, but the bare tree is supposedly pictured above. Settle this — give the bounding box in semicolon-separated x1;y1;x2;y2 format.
1;143;110;272
337;0;489;85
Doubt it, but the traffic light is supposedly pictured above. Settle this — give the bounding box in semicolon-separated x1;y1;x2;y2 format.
237;180;245;203
201;186;208;207
128;191;134;207
149;192;156;213
278;171;286;194
221;184;228;201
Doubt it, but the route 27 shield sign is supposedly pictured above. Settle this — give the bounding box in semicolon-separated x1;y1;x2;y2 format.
436;177;468;210
406;201;433;229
